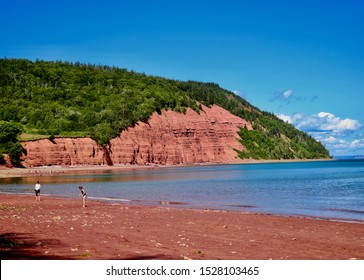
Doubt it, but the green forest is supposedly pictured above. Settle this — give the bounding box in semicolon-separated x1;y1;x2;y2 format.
0;58;330;165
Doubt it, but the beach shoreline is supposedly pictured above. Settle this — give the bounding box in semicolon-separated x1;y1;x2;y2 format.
0;193;363;260
0;158;332;178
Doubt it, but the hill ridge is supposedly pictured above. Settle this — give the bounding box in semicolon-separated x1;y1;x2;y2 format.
0;58;330;166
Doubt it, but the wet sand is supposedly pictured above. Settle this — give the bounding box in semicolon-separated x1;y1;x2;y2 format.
0;194;363;260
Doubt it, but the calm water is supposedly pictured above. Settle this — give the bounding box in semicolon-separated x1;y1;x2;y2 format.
1;160;364;222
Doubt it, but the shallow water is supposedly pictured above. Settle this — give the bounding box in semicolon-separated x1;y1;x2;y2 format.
1;160;364;221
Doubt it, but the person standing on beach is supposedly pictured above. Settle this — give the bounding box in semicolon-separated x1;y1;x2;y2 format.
79;186;87;207
34;181;41;201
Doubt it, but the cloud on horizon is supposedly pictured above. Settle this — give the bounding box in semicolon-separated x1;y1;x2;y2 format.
276;113;292;124
276;112;363;155
294;112;361;133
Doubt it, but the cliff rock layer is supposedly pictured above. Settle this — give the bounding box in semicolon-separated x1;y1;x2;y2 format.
20;105;251;167
21;138;106;167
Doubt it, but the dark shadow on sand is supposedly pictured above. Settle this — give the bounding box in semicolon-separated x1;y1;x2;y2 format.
0;232;67;260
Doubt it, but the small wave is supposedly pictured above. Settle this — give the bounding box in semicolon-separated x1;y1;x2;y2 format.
0;191;52;196
88;196;131;202
159;201;188;205
224;204;256;208
327;208;364;215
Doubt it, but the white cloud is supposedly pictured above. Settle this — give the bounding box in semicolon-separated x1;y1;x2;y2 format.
277;111;363;156
269;89;294;103
293;113;304;120
276;113;292;124
317;112;332;118
324;136;337;142
296;112;361;133
337;118;361;131
350;138;364;148
283;89;293;99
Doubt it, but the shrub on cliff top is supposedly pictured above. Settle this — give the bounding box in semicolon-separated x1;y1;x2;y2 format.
0;121;21;143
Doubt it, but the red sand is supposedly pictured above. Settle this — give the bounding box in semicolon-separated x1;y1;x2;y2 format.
1;194;363;260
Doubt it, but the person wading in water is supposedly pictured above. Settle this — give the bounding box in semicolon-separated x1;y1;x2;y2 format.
34;181;41;201
79;186;87;207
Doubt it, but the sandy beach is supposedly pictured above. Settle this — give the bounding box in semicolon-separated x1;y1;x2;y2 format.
0;193;363;260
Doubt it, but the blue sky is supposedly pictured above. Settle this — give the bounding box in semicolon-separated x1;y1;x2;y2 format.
1;0;363;156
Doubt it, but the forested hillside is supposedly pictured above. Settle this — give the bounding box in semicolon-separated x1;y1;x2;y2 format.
0;58;330;165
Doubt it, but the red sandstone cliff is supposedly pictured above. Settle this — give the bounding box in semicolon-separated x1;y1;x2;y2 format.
20;105;252;167
21;138;106;167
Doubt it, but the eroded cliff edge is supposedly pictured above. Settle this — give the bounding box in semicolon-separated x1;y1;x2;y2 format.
20;105;251;167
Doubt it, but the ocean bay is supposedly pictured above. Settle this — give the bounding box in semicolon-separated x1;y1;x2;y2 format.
1;160;364;222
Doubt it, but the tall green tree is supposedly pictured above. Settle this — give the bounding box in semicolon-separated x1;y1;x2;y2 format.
0;121;23;165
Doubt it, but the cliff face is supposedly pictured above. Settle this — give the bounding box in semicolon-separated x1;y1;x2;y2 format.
20;105;251;167
108;105;251;165
21;138;106;167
